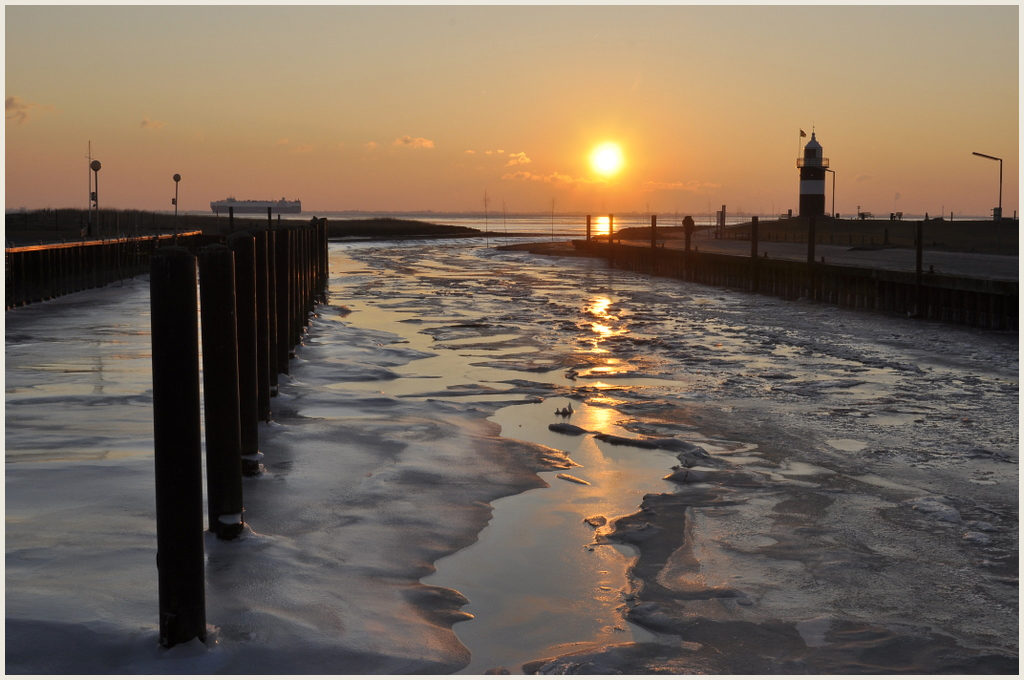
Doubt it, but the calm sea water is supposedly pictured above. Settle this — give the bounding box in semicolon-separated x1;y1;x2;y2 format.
199;210;996;238
200;211;779;237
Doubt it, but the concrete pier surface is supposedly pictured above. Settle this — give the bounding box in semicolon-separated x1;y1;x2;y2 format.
653;237;1018;281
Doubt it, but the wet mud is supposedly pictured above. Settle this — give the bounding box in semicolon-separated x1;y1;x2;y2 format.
332;239;1016;673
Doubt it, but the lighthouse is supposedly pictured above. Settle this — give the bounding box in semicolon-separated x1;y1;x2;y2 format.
797;131;828;217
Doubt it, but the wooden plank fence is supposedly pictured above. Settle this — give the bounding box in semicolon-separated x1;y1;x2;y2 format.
573;238;1017;331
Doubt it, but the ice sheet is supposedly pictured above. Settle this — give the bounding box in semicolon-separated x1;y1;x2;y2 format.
6;238;1018;673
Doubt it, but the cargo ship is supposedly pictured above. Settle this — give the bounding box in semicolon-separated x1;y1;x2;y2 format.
210;197;302;214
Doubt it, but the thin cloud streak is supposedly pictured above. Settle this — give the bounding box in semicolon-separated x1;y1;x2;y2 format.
641;180;721;192
6;95;53;125
502;170;604;187
394;135;435;149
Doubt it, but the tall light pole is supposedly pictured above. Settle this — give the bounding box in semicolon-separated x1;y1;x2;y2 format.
173;174;181;237
825;168;836;218
972;151;1002;221
90;160;102;237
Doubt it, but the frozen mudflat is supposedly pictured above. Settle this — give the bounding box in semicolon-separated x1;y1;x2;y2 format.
5;237;1019;674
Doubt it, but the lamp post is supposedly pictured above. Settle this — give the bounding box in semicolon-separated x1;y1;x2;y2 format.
972;152;1002;221
173;174;181;237
90;160;102;237
825;168;836;219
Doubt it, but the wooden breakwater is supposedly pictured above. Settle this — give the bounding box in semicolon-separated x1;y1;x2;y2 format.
150;218;329;647
5;232;207;309
572;238;1017;331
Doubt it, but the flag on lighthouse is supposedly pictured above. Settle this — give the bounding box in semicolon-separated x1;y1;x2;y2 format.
800;129;807;137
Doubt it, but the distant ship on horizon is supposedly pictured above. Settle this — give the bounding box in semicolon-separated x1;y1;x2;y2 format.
210;197;302;214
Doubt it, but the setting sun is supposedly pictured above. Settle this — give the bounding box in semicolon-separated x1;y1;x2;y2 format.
590;142;624;177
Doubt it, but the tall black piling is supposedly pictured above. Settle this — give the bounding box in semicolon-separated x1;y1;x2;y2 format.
150;247;207;648
252;230;273;420
806;216;817;298
274;226;292;374
266;229;280;392
197;245;245;539
227;232;262;474
750;215;760;293
915;221;924;316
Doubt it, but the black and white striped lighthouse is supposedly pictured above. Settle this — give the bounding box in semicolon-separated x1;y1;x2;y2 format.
797;131;828;217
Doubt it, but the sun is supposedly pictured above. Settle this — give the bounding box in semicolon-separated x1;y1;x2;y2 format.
590;142;624;177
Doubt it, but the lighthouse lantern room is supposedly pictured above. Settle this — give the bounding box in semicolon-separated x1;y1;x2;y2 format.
797;132;829;217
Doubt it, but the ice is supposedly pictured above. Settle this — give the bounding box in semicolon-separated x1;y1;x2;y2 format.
6;237;1018;673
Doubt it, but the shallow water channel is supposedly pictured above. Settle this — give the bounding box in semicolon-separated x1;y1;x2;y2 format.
424;399;681;674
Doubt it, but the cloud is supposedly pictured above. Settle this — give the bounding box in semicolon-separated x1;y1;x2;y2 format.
856;174;873;183
289;144;314;154
141;116;165;131
505;152;532;166
501;170;602;187
278;138;290;145
640;180;721;192
365;141;378;151
505;152;531;167
6;96;54;125
465;150;476;154
394;135;435;149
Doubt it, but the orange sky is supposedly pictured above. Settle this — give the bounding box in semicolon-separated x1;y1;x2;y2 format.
5;4;1019;217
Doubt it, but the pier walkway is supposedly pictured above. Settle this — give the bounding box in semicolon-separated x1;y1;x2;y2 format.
659;236;1018;282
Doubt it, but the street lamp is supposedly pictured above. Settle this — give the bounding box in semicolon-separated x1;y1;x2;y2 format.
172;174;181;237
972;151;1002;221
90;160;102;237
173;174;181;217
825;168;836;219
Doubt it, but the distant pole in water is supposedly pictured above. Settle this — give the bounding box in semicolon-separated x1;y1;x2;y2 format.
483;189;490;248
550;198;556;242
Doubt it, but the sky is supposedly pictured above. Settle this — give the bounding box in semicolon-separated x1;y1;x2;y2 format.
5;4;1019;217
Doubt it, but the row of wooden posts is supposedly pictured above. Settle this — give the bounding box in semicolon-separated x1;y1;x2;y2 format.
4;232;204;309
578;215;1017;331
150;218;329;648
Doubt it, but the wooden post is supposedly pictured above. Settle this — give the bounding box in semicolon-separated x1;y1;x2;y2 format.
197;245;245;540
915;221;924;316
608;215;615;267
806;216;816;265
650;214;657;249
227;232;262;474
806;216;816;299
750;215;759;293
266;229;279;392
586;215;591;241
150;247;206;648
252;230;272;421
274;226;291;374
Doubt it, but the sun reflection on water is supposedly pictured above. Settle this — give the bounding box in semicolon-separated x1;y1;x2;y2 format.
583;296;628;351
